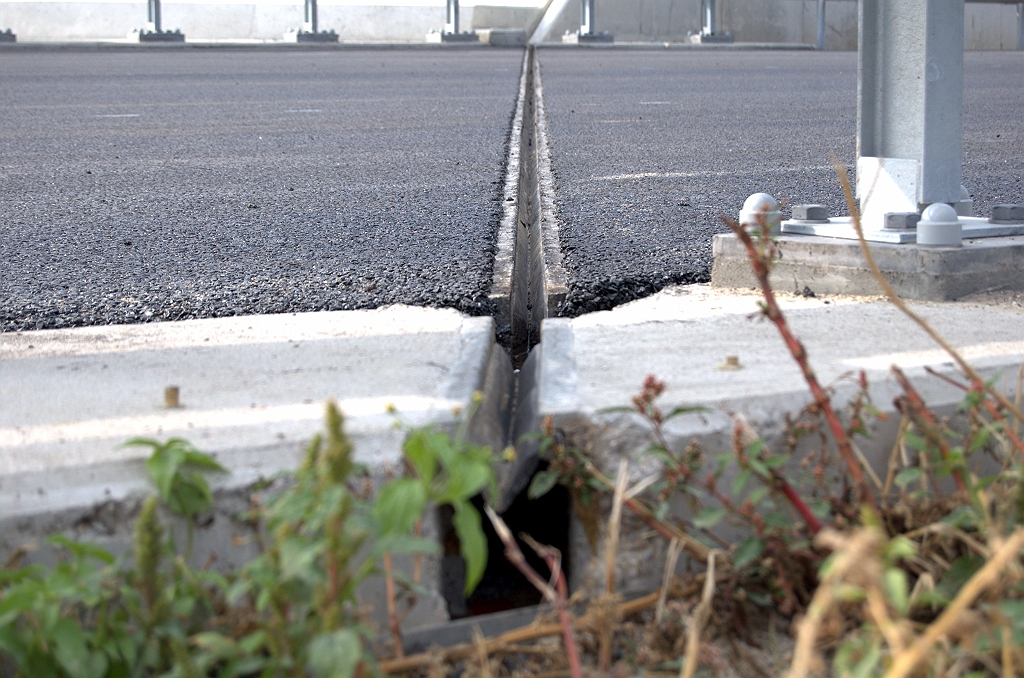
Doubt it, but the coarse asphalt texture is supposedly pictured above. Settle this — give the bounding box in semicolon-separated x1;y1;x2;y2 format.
1;48;522;332
537;49;1024;316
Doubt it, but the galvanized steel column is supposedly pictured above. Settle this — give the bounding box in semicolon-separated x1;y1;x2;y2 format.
857;0;965;208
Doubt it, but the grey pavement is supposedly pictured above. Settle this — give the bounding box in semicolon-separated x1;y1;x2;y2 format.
537;49;1024;316
0;48;522;332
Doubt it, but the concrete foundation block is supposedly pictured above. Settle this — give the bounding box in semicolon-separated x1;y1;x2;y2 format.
521;285;1024;595
688;31;734;43
283;28;339;42
712;233;1024;301
562;31;614;44
0;306;512;633
425;30;480;43
132;28;186;42
477;27;526;46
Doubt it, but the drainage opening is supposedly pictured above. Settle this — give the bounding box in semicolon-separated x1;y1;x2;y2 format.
439;465;571;619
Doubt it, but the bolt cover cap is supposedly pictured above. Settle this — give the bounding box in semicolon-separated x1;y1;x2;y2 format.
739;193;781;232
917;203;961;247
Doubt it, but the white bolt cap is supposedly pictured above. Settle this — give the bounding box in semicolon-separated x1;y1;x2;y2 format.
917;202;962;247
739;193;781;233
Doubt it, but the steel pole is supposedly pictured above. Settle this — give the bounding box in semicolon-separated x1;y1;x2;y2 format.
148;0;161;32
816;0;826;49
1018;3;1023;50
581;0;594;35
446;0;459;33
304;0;318;33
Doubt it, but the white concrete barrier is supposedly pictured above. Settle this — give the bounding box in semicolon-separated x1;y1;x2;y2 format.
2;0;1020;46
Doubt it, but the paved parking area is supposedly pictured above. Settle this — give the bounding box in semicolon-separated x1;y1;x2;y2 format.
0;48;522;331
538;49;1024;315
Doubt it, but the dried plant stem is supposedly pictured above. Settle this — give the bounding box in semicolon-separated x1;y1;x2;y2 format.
891;366;968;493
383;551;404;659
784;528;883;678
882;415;910;497
379;590;663;674
1001;624;1014;678
680;551;720;678
725;215;875;507
884;529;1024;678
834;160;1024;428
484;507;584;678
472;626;492;678
585;460;712;561
657;537;684;623
924;366;1024;458
599;461;629;672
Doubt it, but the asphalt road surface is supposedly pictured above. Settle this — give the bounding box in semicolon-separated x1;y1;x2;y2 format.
1;48;522;332
538;49;1024;315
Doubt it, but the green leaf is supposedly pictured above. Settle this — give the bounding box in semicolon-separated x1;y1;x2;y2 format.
937;555;985;601
732;537;764;570
894;467;923;488
191;632;240;660
884;568;909;615
403;430;439;483
693;507;726;530
308;629;362;678
452;501;487;596
731;469;753;497
528;470;560;500
374;534;441;556
748;458;769;478
375;478;427;535
51;617;91;678
664;405;709;421
45;535;116;564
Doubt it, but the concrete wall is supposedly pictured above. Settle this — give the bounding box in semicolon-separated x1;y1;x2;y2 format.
0;0;1021;47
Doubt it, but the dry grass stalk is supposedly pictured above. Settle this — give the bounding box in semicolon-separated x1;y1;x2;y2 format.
598;460;629;672
784;528;884;678
584;459;711;561
882;415;910;497
884;528;1024;678
680;550;721;678
483;507;584;678
378;590;662;673
472;625;492;678
833;158;1024;428
383;551;404;659
657;537;684;623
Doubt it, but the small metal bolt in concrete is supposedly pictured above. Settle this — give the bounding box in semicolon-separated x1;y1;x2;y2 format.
883;212;921;230
917;203;962;247
164;386;181;408
739;193;781;234
990;204;1024;224
791;204;829;222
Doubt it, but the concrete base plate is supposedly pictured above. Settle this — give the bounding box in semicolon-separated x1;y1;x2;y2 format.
712;232;1024;301
1;305;512;632
522;284;1024;593
283;29;340;43
134;29;186;42
425;31;480;43
688;32;734;43
782;215;1024;243
562;32;615;44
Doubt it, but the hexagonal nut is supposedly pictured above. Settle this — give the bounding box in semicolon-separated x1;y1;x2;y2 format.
883;212;921;230
791;204;828;222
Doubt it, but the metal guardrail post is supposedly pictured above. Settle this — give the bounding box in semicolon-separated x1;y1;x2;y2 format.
148;0;161;32
304;0;318;33
816;0;826;50
580;0;594;35
701;0;716;36
1018;3;1023;50
858;0;964;218
445;0;460;34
